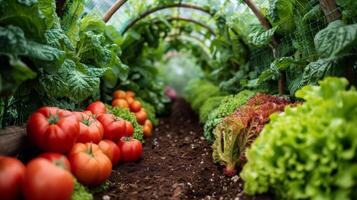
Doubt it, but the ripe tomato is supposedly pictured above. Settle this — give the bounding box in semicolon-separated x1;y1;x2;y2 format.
117;137;142;162
112;99;129;109
72;111;92;120
125;96;134;105
135;108;147;125
97;114;126;141
38;153;71;172
129;100;141;112
125;121;134;137
0;156;25;200
69;143;112;186
86;101;106;115
74;112;103;144
99;140;120;166
113;90;126;99
23;158;74;200
143;120;153;137
126;91;135;98
27;107;79;153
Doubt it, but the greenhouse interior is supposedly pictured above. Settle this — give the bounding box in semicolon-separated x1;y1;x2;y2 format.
0;0;357;199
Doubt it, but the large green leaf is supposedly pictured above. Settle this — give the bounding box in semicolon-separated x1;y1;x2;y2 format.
300;58;333;86
248;26;277;47
314;20;357;58
0;0;48;40
39;59;104;102
0;56;37;96
0;25;64;65
61;0;84;47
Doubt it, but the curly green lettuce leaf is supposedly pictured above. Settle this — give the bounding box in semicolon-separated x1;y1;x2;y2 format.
203;90;255;142
241;77;357;199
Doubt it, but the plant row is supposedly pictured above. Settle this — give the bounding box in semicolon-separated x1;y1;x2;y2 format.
0;90;155;200
184;77;357;199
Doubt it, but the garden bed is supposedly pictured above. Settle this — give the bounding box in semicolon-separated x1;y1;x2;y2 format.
94;98;272;200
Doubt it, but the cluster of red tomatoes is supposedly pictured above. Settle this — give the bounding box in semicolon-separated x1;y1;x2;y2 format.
111;90;153;137
0;91;149;200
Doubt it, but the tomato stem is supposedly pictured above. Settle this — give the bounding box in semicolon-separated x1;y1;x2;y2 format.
82;119;91;126
48;114;60;124
87;143;94;157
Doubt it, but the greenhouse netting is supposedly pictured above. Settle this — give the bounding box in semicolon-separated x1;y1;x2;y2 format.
0;0;356;199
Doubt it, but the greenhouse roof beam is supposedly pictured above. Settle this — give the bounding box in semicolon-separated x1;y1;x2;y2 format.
103;0;128;23
121;3;214;34
168;17;215;36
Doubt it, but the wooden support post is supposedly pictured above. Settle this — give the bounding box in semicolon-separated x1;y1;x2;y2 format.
244;0;285;94
0;126;27;156
319;0;341;22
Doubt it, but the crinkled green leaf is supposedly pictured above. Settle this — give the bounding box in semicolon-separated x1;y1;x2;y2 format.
248;25;277;47
300;58;333;86
0;25;64;63
0;0;48;40
61;0;84;47
314;20;357;58
241;77;357;200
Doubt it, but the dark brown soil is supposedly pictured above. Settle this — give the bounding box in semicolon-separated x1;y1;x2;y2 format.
95;98;272;200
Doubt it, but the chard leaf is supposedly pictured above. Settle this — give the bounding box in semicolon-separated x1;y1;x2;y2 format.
248;25;277;47
0;55;37;96
0;25;64;64
0;0;47;40
300;59;333;86
61;0;84;47
65;65;100;102
79;13;106;33
314;20;357;58
39;60;104;102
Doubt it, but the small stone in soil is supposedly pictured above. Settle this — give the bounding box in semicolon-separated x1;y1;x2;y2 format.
231;175;240;183
102;195;110;200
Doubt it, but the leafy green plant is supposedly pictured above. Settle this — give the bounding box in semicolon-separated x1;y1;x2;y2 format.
199;96;225;123
184;79;224;112
203;90;255;142
213;93;293;176
241;77;357;199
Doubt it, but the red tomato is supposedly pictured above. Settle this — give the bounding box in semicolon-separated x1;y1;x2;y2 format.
125;121;134;137
69;143;112;186
86;101;106;115
129;100;141;112
23;158;74;200
99;140;120;166
112;99;129;109
126;91;135;98
38;153;71;172
113;90;126;99
0;157;25;200
135;108;147;125
72;111;92;120
125;96;134;105
75;112;104;144
97;114;126;141
117;137;142;162
26;107;79;153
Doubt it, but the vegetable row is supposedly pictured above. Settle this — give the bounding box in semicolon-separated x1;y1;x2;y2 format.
184;77;357;199
0;90;156;200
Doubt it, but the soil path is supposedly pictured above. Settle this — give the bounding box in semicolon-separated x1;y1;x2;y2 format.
95;98;271;200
